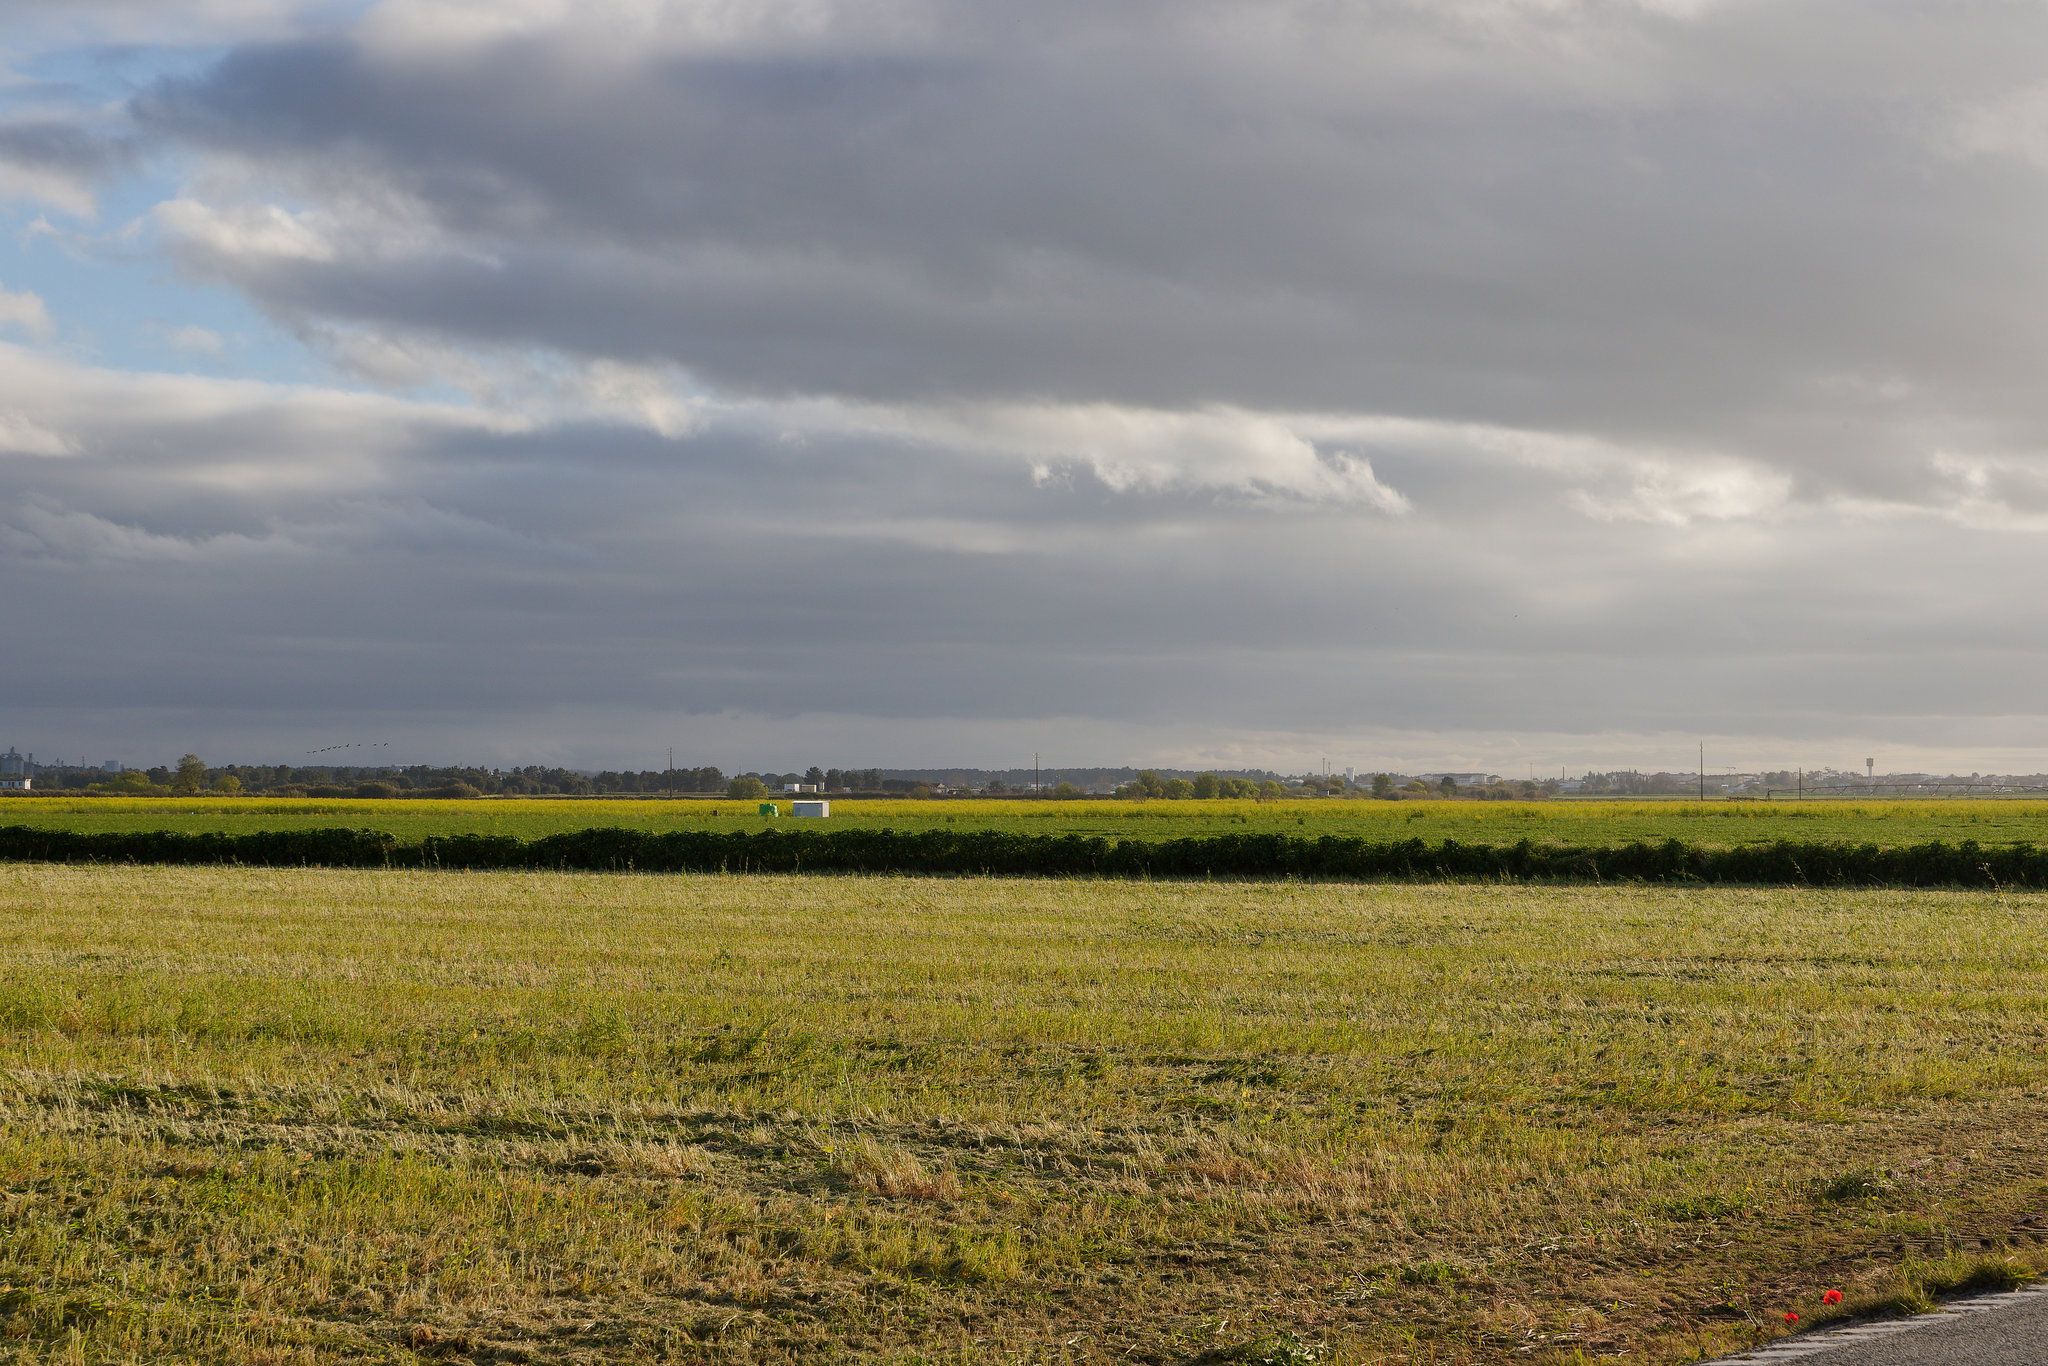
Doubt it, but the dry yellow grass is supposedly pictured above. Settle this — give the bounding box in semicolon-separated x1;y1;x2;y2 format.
1;865;2046;1363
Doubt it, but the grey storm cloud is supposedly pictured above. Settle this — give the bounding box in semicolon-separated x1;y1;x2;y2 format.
130;1;2048;495
0;121;132;179
0;118;138;216
6;0;2048;770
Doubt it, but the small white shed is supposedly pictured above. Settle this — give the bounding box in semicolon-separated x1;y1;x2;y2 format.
0;777;30;791
791;800;830;818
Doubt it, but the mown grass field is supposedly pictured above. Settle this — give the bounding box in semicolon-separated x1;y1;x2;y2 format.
10;795;2048;848
3;867;2047;1364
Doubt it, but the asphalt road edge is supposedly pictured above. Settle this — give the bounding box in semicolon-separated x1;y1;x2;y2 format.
1694;1282;2048;1363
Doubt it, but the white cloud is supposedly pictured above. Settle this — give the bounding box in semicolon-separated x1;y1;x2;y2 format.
0;412;72;457
1927;449;2048;529
0;160;100;218
307;321;513;394
576;361;698;439
303;324;703;435
358;0;922;57
737;401;1405;511
154;198;339;265
1947;82;2048;170
0;341;522;491
1563;458;1793;526
890;403;1411;511
0;284;54;341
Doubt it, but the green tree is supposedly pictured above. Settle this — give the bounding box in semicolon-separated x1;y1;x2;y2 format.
1371;772;1395;799
1439;776;1459;797
1053;781;1080;798
1192;772;1221;799
1163;778;1195;799
727;776;768;800
213;774;243;795
174;754;206;795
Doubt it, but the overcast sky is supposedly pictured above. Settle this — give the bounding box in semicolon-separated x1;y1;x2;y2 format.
4;0;2048;776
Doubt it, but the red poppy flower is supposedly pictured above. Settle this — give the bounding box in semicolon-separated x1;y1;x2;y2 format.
1823;1289;1843;1306
1784;1311;1799;1324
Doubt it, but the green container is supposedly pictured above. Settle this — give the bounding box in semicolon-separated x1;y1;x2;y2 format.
759;803;780;817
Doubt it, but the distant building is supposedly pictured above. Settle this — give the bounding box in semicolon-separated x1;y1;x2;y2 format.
0;748;27;777
791;801;830;818
782;783;819;793
0;776;30;791
103;760;121;774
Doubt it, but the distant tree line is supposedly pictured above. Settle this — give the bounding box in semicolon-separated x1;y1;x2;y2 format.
72;760;733;799
1573;771;1691;796
54;756;1558;802
64;758;947;800
1116;771;1280;800
1108;769;1560;801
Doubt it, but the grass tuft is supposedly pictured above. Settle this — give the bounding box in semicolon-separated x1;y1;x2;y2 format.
1812;1168;1898;1203
825;1133;963;1201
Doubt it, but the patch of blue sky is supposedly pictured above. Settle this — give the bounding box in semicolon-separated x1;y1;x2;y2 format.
0;34;313;383
0;155;332;387
4;40;223;111
0;4;406;394
2;0;374;95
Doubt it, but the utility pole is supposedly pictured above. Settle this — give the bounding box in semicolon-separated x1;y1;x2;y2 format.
1035;751;1040;796
668;746;674;799
1699;742;1705;802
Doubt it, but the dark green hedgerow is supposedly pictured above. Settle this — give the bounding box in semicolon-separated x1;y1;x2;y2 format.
0;824;2042;884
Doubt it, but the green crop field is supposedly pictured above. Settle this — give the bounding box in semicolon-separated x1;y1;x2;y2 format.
3;866;2045;1364
10;795;2048;848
